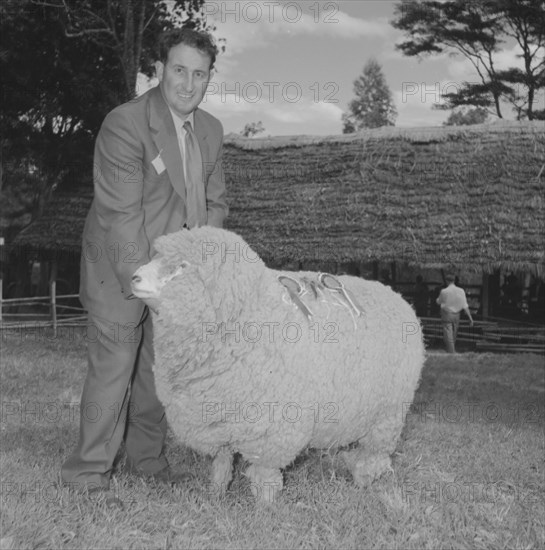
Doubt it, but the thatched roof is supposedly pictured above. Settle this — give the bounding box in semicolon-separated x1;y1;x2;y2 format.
9;187;92;263
11;120;545;275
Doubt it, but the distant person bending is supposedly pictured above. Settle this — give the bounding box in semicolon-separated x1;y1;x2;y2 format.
436;273;474;353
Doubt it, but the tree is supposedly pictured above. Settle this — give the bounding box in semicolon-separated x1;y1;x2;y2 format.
443;107;489;126
31;0;224;103
1;0;106;217
342;59;397;132
240;121;265;138
494;0;545;120
391;0;545;120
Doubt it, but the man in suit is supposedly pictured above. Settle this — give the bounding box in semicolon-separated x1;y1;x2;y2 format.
61;27;228;498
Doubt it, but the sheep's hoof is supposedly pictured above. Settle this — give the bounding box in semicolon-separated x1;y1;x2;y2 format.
245;464;283;503
340;449;393;487
211;451;234;495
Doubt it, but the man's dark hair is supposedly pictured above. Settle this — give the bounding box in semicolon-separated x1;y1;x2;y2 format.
158;27;217;70
445;272;456;284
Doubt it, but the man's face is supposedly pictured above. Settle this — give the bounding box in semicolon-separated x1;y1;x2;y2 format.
155;43;212;118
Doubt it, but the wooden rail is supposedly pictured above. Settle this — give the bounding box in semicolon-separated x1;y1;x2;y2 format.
420;317;545;354
2;295;544;354
0;292;86;337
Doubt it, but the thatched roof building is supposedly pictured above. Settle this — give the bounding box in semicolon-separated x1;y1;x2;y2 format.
9;188;93;264
10;120;545;276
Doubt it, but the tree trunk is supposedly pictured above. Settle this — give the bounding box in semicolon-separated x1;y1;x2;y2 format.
527;83;535;120
119;0;146;100
122;0;136;99
493;90;503;118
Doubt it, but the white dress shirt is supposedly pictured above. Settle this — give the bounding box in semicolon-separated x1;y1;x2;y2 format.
436;283;469;313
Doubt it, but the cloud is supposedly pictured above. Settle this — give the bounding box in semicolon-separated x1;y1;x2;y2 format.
200;79;344;135
448;43;545;88
203;78;343;117
200;86;258;115
266;97;343;124
207;1;391;59
202;2;397;134
393;89;448;127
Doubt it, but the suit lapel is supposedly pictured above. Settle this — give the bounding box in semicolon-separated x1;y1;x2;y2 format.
148;86;186;200
148;87;211;198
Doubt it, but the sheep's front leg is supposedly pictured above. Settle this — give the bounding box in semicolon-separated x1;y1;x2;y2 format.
340;417;400;486
245;464;283;503
340;446;393;487
211;449;234;495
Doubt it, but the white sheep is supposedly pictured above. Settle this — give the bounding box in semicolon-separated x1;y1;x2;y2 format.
131;226;425;502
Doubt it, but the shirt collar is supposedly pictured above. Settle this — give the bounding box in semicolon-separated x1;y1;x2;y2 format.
167;107;195;133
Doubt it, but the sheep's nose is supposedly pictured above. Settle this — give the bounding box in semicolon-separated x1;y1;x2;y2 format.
132;274;141;283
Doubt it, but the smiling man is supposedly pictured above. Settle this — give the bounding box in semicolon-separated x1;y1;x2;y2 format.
61;27;227;504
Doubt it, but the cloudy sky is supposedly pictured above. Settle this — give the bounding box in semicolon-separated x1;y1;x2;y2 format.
141;0;541;136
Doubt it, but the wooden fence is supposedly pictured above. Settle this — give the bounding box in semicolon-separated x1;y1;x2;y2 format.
420;316;545;354
1;289;544;354
0;287;87;337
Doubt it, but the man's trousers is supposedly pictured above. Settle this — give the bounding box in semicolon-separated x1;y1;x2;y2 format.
440;309;461;354
61;309;167;490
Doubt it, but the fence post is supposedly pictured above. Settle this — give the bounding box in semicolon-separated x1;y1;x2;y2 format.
481;272;489;319
50;260;58;338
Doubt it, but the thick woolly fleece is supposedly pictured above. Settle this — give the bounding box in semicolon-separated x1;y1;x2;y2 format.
143;227;425;488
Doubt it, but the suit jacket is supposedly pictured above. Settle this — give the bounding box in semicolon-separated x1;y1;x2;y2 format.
80;85;228;324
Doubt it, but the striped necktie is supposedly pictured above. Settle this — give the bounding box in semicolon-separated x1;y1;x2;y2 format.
183;120;207;228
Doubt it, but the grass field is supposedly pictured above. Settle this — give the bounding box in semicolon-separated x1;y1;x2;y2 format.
1;329;544;550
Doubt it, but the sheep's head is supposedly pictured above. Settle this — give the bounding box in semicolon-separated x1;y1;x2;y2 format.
131;255;190;312
130;227;269;319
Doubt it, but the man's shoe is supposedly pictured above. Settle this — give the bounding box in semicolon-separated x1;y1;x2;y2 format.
124;462;193;486
55;478;124;509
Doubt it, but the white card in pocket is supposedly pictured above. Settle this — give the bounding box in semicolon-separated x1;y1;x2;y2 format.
151;152;166;175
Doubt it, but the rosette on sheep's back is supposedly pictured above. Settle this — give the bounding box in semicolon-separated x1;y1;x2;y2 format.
131;226;425;502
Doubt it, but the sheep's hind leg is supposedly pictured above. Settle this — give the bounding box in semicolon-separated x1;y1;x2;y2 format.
211;449;234;496
245;464;283;503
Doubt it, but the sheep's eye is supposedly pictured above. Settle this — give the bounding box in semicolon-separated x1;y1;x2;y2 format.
160;264;177;277
180;261;190;269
